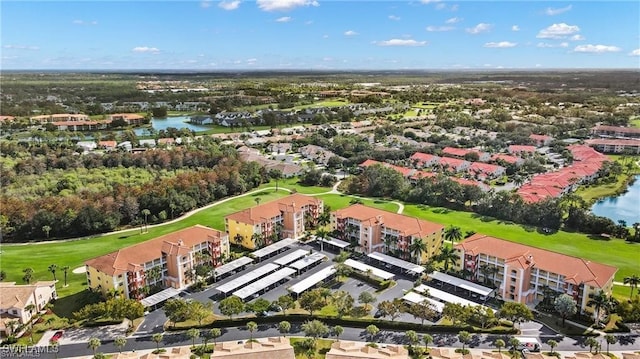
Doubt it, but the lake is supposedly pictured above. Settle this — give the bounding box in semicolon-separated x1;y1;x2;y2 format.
591;175;640;224
133;116;212;136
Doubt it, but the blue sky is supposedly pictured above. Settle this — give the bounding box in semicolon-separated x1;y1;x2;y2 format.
2;1;639;70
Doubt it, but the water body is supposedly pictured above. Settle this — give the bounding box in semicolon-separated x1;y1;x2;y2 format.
133;116;212;136
591;175;640;224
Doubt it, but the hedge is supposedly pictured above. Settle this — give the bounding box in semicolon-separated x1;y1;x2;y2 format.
166;313;517;335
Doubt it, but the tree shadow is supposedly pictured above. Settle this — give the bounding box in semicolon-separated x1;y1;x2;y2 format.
587;234;612;241
432;208;451;214
470;213;497;222
52;290;101;318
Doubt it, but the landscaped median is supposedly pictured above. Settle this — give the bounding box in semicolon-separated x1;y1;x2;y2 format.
164;313;518;335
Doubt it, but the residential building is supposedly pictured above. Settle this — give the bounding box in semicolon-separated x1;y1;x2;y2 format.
0;281;57;332
442;147;491;162
469;162;505;179
30;113;90;123
85;225;229;300
591;125;640;139
360;159;415;177
529;134;554;147
331;204;444;262
225;194;324;249
508;145;537;155
209;337;294;359
454;234;617;316
107;113;146;126
438;157;470;172
491;153;524;167
268;142;293;154
584;139;640;154
410;152;441;168
325;341;408;359
299;144;343;165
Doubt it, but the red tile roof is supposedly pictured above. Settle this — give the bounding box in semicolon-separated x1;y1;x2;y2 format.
491;154;522;164
410;152;440;164
334;204;444;238
438;157;469;168
470;162;504;175
359;159;414;177
456;234;617;288
585;139;640;147
225;193;322;225
508;145;537;153
592;125;640;134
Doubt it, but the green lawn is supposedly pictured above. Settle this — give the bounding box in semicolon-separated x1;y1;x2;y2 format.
575;175;634;203
630;118;640;128
316;194;400;213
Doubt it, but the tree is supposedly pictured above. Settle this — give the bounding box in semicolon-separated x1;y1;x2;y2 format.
423;334;433;351
278;321;291;337
23;267;34;284
61;266;70;287
246;321;258;341
316;227;329;252
508;337;520;354
333;291;355;318
300;289;324;315
377;300;401;322
405;330;419;352
254;197;261;206
302;320;329;344
186;328;200;348
218;296;245;319
547;339;558;354
88;337;101;356
604;334;617;355
204;328;221;352
358;291;376;311
141;209;151;233
333;325;344;341
437;247;459;272
479;264;500;286
318;287;332;305
458;331;471;352
554;294;578;327
164;298;190;327
42;225;52;239
498;302;533;326
445;226;463;243
409;302;437;325
409;238;428;265
277;295;295;314
247;298;270;315
587;290;609;323
0;270;5;281
624;274;640;298
114;337;127;353
365;324;379;342
48;264;58;281
151;333;163;353
494;339;505;353
584;337;598;353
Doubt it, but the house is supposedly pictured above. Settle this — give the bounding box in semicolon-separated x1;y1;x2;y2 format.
508;145;537;155
584;139;640;154
139;139;157;148
264;162;304;178
268;143;292;154
30;114;90;123
491;154;524;167
52;120;108;131
455;234;617;316
299;145;343;165
76;141;97;152
325;341;408;359
225;194;324;249
85;225;229;300
189;115;214;125
332;204;444;262
98;140;118;150
0;116;16;122
0;281;57;334
442;147;490;162
107;113;146;126
469;162;505;178
359;159;415;178
529;134;553;147
591;125;640;139
437;157;470;172
410;152;441;168
157;138;176;147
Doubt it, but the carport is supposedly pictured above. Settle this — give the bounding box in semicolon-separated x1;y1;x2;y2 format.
215;263;279;296
233;267;296;301
344;259;394;280
250;238;298;261
288;252;326;275
316;236;350;252
367;252;425;277
428;271;494;300
140;287;180;310
402;291;445;313
213;256;254;282
273;249;308;267
288;266;337;298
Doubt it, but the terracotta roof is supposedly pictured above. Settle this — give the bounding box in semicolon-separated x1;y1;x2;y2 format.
592;125;640;134
455;234;617;288
443;147;474;158
225;193;322;226
585;139;640;147
334;204;444;238
109;113;145;120
491;154;522;164
508;145;537;153
326;341;408;359
451;177;489;190
410;152;440;164
359;160;414;177
99;140;117;148
85;225;226;276
211;337;294;358
439;157;469;168
529;134;552;141
0;281;56;310
470;162;504;174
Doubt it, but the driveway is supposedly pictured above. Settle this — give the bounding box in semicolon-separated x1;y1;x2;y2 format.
39;321;129;346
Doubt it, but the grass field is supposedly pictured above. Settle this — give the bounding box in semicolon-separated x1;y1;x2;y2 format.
574;174;635;203
630;118;640;128
316;194;400;213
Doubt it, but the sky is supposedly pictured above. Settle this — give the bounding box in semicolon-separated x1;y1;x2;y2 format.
1;0;639;70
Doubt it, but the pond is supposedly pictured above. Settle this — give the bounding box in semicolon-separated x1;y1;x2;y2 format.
133;116;212;136
591;175;640;225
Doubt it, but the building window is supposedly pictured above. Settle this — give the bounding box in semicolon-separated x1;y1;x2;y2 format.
511;270;517;275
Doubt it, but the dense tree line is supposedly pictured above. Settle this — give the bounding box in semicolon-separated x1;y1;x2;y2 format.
0;139;275;241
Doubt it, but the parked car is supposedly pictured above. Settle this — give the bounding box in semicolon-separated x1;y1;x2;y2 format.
51;331;64;342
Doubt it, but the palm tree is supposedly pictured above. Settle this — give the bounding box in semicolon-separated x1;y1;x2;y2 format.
151;333;163;352
319;287;332;305
48;264;58;282
438;247;459;272
88;337;101;356
624;274;640;298
405;330;419;352
547;339;558;354
333;325;344;341
234;233;244;247
587;290;609;323
278;321;291;337
479;264;500;286
61;266;70;287
316;227;329;252
141;209;151;232
444;226;463;243
205;328;221;353
494;339;505;353
423;334;433;352
366;324;379;342
247;321;258;341
409;238;428;265
42;225;52;239
254;197;261;206
114;337;127;353
584;337;598;353
252;232;265;249
186;328;200;348
508;337;520;355
604;334;617;355
23;267;34;284
383;234;395;255
458;331;471;352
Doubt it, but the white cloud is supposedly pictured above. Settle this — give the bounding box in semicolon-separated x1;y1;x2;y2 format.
218;0;240;10
200;1;211;8
450;4;459;11
132;46;160;53
484;41;517;48
511;25;520;31
388;15;400;21
545;5;572;16
73;20;98;25
3;44;39;50
256;0;318;11
344;30;358;36
375;39;427;47
305;20;313;25
276;16;292;22
574;44;621;53
466;23;492;34
420;0;441;3
570;34;585;41
247;58;258;63
630;49;640;56
435;3;446;10
537;42;569;48
445;17;462;24
537;23;580;39
426;25;455;32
